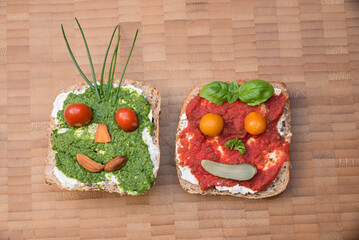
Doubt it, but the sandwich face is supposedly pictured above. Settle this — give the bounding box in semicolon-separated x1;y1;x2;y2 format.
175;80;291;199
48;21;161;195
46;79;161;195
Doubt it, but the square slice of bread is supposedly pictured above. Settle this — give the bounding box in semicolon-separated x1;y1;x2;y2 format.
45;79;161;195
175;80;291;199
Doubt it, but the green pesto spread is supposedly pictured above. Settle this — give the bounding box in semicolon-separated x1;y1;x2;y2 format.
52;85;155;195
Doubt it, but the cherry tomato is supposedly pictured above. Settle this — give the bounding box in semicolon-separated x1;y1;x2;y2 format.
115;108;139;132
244;112;266;135
64;103;93;127
199;113;224;137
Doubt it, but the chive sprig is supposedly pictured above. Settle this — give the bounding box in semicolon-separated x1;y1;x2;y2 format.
61;24;94;90
114;29;138;102
100;24;119;89
106;26;121;100
61;18;138;102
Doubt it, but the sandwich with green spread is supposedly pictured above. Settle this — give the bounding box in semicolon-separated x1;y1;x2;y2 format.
45;19;161;195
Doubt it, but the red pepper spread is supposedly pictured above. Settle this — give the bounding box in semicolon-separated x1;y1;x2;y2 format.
177;93;290;192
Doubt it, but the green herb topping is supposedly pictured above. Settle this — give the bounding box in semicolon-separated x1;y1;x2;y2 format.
61;18;138;102
199;81;229;105
199;79;274;106
227;80;240;103
238;79;274;106
224;138;246;155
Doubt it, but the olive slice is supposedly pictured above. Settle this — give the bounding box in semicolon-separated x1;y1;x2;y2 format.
201;160;257;181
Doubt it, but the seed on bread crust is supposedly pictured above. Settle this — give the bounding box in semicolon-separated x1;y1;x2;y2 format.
76;154;104;172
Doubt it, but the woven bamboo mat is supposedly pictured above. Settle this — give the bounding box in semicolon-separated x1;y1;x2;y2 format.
1;0;359;239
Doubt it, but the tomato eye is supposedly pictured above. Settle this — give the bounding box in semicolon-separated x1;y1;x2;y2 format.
199;113;224;137
64;103;93;127
115;108;139;132
244;112;266;135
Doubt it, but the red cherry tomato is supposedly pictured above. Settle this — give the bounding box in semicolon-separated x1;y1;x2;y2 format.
115;108;139;132
64;103;93;127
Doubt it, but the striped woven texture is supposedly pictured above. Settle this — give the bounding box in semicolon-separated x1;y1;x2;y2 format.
1;0;359;239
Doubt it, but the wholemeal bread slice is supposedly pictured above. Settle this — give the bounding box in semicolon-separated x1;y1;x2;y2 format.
45;79;161;195
175;80;291;199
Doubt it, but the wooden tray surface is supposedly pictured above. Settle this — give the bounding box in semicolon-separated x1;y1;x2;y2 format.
1;0;359;239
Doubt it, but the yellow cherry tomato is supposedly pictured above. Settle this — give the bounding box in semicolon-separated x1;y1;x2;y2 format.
244;112;267;135
200;113;224;137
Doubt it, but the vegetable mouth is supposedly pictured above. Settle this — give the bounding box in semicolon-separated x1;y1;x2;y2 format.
76;153;128;173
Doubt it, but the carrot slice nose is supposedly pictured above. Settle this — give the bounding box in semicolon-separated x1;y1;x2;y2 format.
95;123;111;143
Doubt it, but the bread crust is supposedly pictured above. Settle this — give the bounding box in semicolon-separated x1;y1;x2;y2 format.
175;80;291;199
45;79;161;195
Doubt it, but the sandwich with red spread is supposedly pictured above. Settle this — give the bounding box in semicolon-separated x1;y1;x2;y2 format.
175;80;291;198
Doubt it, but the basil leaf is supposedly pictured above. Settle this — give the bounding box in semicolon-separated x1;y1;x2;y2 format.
200;81;230;105
238;79;274;106
227;80;239;103
224;138;246;155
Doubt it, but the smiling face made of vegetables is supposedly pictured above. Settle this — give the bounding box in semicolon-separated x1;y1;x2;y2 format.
51;19;158;194
194;80;275;182
57;18;141;175
177;79;290;192
52;85;156;194
63;103;139;172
